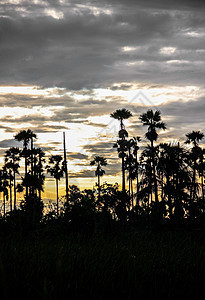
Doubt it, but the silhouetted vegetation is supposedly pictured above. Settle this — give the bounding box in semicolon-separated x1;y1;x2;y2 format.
0;110;205;299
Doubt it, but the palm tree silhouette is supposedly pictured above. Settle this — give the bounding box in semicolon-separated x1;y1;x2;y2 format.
110;108;132;130
111;108;132;191
185;130;204;210
90;156;107;193
125;136;141;207
14;129;37;198
140;110;166;203
46;155;64;215
4;147;21;210
0;167;9;216
35;148;46;201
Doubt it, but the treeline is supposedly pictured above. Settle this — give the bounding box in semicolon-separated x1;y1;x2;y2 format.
0;108;205;233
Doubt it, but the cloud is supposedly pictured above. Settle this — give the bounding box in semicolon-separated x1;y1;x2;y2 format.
0;0;205;188
0;1;204;89
69;152;89;160
0;138;21;148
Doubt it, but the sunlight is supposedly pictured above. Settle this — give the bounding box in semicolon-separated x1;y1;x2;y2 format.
160;47;176;55
122;46;137;52
92;84;202;106
0;86;66;97
44;8;64;19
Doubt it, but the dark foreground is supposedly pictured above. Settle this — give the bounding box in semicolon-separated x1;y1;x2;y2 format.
0;227;205;300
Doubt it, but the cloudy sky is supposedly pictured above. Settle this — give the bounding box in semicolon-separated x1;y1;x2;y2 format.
0;0;205;199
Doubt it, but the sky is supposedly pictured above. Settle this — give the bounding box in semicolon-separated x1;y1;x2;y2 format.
0;0;205;199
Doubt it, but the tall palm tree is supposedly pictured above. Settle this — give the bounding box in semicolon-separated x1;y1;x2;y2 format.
110;108;132;130
35;148;46;201
90;156;107;192
29;147;46;200
4;147;21;210
139;110;166;203
111;108;132;191
46;155;64;216
127;136;141;201
14;129;37;197
185;130;204;206
158;142;192;220
0;167;9;216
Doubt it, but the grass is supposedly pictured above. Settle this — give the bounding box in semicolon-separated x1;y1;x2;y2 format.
0;228;204;299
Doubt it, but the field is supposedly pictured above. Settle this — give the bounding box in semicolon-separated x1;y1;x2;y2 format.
0;227;204;300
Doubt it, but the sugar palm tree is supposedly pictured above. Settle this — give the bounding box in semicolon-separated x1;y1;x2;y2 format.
14;129;37;197
111;108;132;191
110;108;132;130
158;143;191;221
46;155;64;215
185;130;204;206
35;148;46;201
125;136;141;208
90;156;107;192
4;147;21;210
140;110;166;203
0;167;9;216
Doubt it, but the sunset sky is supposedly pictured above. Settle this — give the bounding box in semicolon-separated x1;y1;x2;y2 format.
0;0;205;199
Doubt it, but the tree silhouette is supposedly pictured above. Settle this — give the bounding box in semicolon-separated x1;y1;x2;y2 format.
111;108;132;191
14;130;37;198
158;143;191;220
140;110;166;203
90;156;107;193
185;130;204;217
35;148;46;200
0;167;9;216
46;155;64;216
125;136;141;208
4;147;21;211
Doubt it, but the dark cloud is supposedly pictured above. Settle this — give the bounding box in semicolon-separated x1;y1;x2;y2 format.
0;138;21;148
83;141;116;156
0;1;204;89
69;152;89;160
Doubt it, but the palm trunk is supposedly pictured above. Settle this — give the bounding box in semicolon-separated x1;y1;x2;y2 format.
167;174;172;219
98;173;100;191
131;178;133;208
151;140;158;203
201;152;204;210
31;137;34;196
63;132;69;202
56;178;59;216
122;155;125;191
128;147;131;198
3;191;6;217
25;145;28;198
9;169;12;212
14;171;16;210
38;153;42;201
193;160;196;201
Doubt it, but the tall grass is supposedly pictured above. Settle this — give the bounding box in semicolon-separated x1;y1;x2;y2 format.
0;229;204;299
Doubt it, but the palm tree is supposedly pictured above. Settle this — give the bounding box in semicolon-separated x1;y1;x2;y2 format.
0;167;9;216
35;148;46;201
185;130;204;210
14;129;37;197
139;110;166;203
111;108;132;191
110;108;132;130
158;143;191;221
28;147;46;200
90;156;107;193
46;155;64;216
126;136;141;207
4;147;21;210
